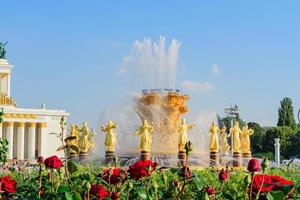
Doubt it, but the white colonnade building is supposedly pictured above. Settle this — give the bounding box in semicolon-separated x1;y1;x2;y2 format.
0;58;69;162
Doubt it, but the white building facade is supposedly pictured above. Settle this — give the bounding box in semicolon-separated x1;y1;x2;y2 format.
0;58;69;161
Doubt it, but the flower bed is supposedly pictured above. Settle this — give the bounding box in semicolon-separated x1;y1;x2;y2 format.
0;157;299;200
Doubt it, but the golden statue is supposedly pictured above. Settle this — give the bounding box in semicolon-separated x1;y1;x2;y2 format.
68;124;81;154
135;120;153;152
101;120;117;152
209;121;220;152
230;121;242;153
79;122;91;154
89;128;97;153
219;126;230;154
178;118;194;152
240;125;254;153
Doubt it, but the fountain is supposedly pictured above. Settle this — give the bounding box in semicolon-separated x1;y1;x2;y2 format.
93;36;216;167
64;36;257;168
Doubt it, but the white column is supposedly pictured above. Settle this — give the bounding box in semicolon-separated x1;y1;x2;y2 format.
274;138;280;167
27;123;36;161
6;122;14;159
16;122;25;160
38;123;47;157
7;73;11;96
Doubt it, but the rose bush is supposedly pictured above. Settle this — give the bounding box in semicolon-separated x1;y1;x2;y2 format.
0;156;299;200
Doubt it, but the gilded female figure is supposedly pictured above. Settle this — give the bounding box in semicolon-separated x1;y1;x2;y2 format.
101;120;117;152
178;118;194;152
230;121;242;153
209;121;220;152
240;125;254;153
135;120;153;152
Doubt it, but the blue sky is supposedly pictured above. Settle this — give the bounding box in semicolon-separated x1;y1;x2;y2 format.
1;1;300;128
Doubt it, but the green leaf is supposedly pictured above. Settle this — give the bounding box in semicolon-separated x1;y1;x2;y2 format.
280;184;294;195
65;192;73;200
138;189;147;199
68;160;79;174
58;185;69;193
193;173;203;191
199;192;209;200
72;192;82;200
222;193;234;200
266;191;285;200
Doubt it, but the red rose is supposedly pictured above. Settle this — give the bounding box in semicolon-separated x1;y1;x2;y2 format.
179;166;192;179
247;159;261;173
38;188;45;196
90;184;108;200
206;187;215;196
44;156;62;169
219;169;229;182
0;175;17;193
103;168;122;185
127;160;157;180
37;156;45;164
252;174;274;193
251;174;294;194
111;192;120;200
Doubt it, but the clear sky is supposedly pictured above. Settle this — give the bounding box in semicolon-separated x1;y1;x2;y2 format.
1;1;300;129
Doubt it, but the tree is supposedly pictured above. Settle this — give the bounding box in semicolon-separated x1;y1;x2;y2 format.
0;138;8;165
263;126;294;159
277;97;296;128
247;122;265;154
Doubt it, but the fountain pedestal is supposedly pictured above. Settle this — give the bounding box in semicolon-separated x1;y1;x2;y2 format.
140;151;151;161
105;151;115;163
242;152;252;165
210;151;219;167
79;152;88;162
233;152;242;167
220;153;229;167
68;152;79;161
178;151;186;167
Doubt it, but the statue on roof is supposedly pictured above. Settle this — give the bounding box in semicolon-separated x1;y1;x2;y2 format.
0;42;8;59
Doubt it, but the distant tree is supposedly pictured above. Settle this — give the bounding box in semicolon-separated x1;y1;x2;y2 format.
287;127;300;158
247;122;265;154
277;97;296;128
263;126;294;159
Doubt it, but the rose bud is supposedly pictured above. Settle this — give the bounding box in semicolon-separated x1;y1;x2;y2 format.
206;187;215;196
111;192;120;200
219;169;229;182
172;179;179;187
247;159;261;173
261;157;269;173
184;141;193;155
37;156;45;164
244;175;252;186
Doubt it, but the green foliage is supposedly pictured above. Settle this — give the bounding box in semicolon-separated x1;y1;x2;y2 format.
264;126;294;159
0;138;8;165
248;122;266;154
1;163;299;200
277;97;296;128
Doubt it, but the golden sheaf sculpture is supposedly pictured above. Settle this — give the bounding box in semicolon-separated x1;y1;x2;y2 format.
136;91;189;137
